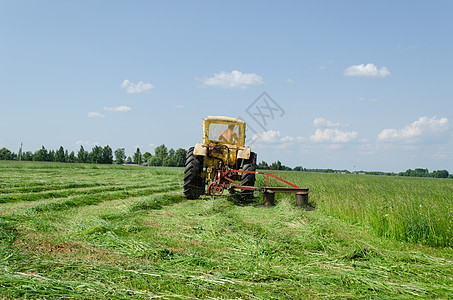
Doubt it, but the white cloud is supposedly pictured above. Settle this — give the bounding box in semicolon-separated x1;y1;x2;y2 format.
120;80;154;93
344;63;391;77
104;105;132;112
252;130;304;147
378;116;449;144
202;70;263;89
314;117;344;128
253;130;280;143
88;112;106;118
310;128;358;143
281;136;294;142
174;104;184;109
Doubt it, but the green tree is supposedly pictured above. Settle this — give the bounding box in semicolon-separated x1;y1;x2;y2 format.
23;151;34;161
68;151;76;163
270;160;282;170
163;148;177;167
33;146;48;161
433;170;449;178
55;146;66;162
114;148;126;164
143;152;152;161
0;147;12;160
415;168;429;177
174;148;187;167
257;161;269;169
48;150;55;162
148;156;162;166
77;146;88;163
133;148;142;165
399;169;412;177
90;146;103;164
281;164;292;171
154;144;168;160
149;144;169;166
102;145;113;164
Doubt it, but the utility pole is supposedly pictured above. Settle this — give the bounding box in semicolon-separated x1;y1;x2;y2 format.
19;142;22;161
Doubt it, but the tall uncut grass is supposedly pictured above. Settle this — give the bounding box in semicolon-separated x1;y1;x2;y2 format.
262;172;453;247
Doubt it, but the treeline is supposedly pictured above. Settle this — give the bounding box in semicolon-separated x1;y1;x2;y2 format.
0;144;187;167
257;160;451;179
132;145;187;167
257;160;349;173
399;168;451;179
0;145;116;164
361;168;451;179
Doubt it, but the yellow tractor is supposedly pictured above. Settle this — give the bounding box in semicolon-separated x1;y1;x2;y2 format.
184;116;257;200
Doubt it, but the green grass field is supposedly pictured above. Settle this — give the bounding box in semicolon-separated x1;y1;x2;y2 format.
1;161;452;299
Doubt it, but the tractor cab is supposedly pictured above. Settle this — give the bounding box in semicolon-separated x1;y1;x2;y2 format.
203;116;246;147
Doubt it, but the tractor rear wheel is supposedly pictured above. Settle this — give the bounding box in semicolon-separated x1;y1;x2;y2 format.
241;152;257;199
184;147;205;200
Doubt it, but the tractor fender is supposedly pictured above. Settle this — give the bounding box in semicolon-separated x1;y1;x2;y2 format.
237;147;251;159
193;143;207;156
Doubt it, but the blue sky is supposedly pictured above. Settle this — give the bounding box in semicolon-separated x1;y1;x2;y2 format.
1;1;452;172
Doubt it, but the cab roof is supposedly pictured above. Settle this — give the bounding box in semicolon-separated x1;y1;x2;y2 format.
205;116;245;124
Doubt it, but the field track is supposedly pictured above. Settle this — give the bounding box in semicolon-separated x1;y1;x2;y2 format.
1;161;452;299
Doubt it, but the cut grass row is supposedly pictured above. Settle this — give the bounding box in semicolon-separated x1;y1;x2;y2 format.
0;181;179;204
0;178;176;193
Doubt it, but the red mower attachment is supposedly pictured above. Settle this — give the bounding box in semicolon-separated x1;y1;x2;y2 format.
207;169;310;208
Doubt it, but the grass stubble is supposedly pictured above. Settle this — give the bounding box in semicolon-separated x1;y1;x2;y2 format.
0;161;452;299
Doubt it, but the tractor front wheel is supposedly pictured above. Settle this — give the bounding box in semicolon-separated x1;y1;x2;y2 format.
184;147;205;200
